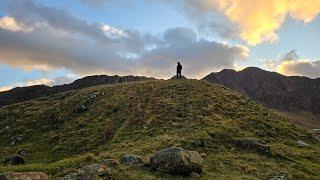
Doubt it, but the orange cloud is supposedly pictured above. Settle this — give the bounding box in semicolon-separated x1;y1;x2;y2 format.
0;16;22;31
192;0;320;45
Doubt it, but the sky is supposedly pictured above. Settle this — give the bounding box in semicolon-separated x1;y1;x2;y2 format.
0;0;320;91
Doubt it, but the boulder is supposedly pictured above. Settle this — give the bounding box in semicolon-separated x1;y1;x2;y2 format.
60;164;113;180
2;155;25;165
0;172;49;180
120;154;146;167
238;138;270;154
74;104;87;113
149;146;203;176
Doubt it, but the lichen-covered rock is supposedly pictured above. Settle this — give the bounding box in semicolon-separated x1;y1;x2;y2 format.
238;138;270;154
149;146;203;176
2;155;25;165
120;154;146;167
0;172;49;180
60;164;113;180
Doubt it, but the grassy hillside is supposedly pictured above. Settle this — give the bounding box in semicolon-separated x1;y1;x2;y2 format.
0;80;319;179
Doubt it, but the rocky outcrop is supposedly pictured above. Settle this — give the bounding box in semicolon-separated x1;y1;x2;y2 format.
149;146;203;176
60;164;113;180
0;172;49;180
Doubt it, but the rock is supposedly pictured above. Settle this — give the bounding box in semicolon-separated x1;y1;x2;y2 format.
189;172;201;179
238;138;270;154
102;159;119;168
312;128;320;133
60;164;113;180
265;171;290;180
0;172;49;180
17;149;29;156
149;146;203;176
74;104;87;113
120;154;146;167
256;131;267;137
297;140;310;147
2;155;25;165
9;134;24;146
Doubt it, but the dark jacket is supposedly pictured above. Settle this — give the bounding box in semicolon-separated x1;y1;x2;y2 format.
177;64;182;72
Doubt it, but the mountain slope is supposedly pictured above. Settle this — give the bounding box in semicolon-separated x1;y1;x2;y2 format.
203;67;320;114
0;75;153;107
0;80;319;179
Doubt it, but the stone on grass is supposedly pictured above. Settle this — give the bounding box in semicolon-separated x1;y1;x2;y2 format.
120;154;146;167
74;104;87;113
9;134;24;146
238;138;270;154
102;159;119;168
149;146;203;176
297;140;310;147
60;164;113;180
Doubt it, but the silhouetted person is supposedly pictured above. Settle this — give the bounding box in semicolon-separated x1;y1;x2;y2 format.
177;62;182;79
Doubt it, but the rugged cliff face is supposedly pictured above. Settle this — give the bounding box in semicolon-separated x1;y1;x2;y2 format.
203;67;320;114
0;75;153;107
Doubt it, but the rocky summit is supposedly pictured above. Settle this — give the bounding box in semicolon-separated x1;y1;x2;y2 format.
0;79;319;179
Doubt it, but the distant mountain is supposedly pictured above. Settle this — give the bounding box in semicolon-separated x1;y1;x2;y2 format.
0;75;154;107
203;67;320;114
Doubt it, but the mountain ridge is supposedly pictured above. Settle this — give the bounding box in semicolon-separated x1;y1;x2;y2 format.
203;67;320;114
0;75;154;107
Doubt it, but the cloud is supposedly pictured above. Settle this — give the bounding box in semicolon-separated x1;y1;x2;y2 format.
153;0;320;45
278;60;320;78
280;50;299;61
261;50;320;78
0;0;249;79
0;16;22;31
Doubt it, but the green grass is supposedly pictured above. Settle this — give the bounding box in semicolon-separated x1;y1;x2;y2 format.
0;79;319;179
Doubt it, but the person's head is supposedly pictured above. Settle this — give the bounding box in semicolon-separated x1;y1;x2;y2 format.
177;62;180;65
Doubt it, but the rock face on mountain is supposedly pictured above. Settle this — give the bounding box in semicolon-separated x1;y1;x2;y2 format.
0;75;153;107
203;67;320;114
